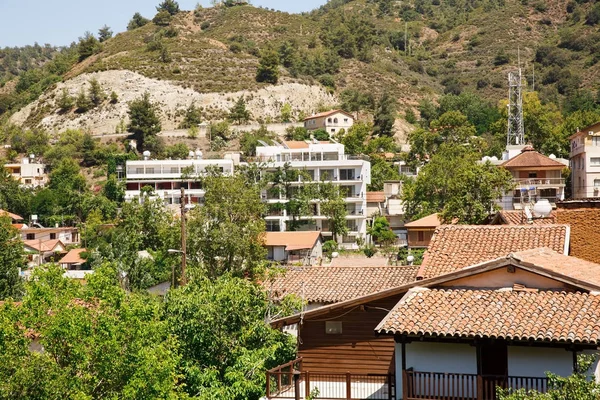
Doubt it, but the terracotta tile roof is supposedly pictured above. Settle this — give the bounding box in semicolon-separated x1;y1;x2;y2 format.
367;191;385;203
283;141;310;149
267;265;419;303
511;247;600;288
493;210;556;225
59;248;87;265
404;213;443;229
0;209;23;221
377;287;600;344
501;147;566;169
417;225;569;279
23;239;65;252
264;232;321;251
303;109;354;121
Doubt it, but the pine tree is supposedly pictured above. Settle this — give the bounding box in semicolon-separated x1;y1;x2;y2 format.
88;78;106;107
228;97;251;124
156;0;180;15
110;91;119;104
179;102;202;129
77;32;101;62
127;12;150;30
75;89;92;113
98;25;113;42
127;92;162;152
256;47;280;84
57;88;74;112
373;92;397;137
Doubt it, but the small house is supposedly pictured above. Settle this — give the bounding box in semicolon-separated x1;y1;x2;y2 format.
264;232;323;265
303;110;355;135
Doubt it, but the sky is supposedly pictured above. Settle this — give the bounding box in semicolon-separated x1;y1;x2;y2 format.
0;0;327;47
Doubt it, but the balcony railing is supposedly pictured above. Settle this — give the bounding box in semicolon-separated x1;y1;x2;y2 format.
513;178;565;186
266;358;394;400
403;370;548;400
252;154;371;163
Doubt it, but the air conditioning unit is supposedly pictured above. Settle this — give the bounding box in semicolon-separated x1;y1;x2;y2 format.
589;131;595;135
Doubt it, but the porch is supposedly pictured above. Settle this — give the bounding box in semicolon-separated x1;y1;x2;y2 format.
265;358;395;400
403;370;548;400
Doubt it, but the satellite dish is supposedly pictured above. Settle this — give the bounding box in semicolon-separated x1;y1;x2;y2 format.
549;154;556;159
490;156;498;161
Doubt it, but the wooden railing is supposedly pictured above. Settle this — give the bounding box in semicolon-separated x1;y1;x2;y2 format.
403;370;549;400
266;358;394;399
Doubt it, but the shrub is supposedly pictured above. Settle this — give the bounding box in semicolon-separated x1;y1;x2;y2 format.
318;74;336;88
363;246;377;258
493;51;510;66
322;240;338;258
153;10;172;26
200;21;210;30
229;42;243;53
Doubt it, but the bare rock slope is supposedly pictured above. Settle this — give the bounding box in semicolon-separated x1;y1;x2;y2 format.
11;70;337;135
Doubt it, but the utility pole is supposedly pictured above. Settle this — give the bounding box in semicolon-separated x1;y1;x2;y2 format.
180;187;187;286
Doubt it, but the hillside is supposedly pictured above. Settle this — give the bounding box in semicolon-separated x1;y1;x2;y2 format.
1;0;599;137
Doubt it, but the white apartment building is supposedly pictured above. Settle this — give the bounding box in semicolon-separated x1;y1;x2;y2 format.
124;153;235;205
570;121;600;199
4;157;47;188
303;110;355;135
256;140;371;248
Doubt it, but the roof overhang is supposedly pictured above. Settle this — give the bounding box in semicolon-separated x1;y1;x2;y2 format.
271;252;600;328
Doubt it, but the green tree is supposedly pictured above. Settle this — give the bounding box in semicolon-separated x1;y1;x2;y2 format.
0;265;183;398
319;183;348;242
164;275;295;398
109;90;118;104
187;172;267;280
88;78;106;107
102;174;124;203
280;103;293;122
77;31;101;62
373;92;397;137
229;96;251;124
56;88;74;112
127;92;162;152
98;25;113;42
340;122;370;155
402;144;513;224
127;12;150;30
368;216;396;246
75;88;92;113
0;216;24;300
256;47;280;84
153;10;172;26
340;88;375;118
156;0;180;15
178;101;202;129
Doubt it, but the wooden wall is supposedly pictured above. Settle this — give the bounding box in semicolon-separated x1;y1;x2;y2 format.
297;295;403;375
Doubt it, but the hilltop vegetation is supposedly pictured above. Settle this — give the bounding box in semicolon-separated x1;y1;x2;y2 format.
0;0;599;148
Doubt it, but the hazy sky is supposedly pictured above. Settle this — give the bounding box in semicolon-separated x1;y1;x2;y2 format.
0;0;327;47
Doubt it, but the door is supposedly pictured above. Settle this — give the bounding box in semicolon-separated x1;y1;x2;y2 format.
480;341;508;399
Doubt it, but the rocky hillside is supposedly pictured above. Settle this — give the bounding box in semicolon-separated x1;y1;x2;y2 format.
2;0;599;135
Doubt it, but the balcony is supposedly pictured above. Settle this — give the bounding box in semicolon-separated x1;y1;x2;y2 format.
266;359;394;400
513;178;565;187
403;370;548;400
253;154;371;163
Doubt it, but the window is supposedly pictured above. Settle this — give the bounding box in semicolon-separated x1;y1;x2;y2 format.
594;179;600;188
418;231;424;242
331;129;335;133
591;158;600;166
333;118;338;123
528;172;537;178
50;233;57;240
320;169;334;181
325;321;342;334
344;118;348;122
26;233;35;240
593;137;600;146
146;168;155;174
327;118;332;123
171;167;179;173
24;179;31;184
136;168;144;174
339;169;355;180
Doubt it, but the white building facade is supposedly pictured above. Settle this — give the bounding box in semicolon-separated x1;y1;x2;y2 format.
256;141;371;248
303;110;355;135
570;121;600;199
4;158;47;188
124;156;235;205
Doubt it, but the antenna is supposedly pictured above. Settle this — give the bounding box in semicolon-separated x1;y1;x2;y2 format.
507;68;525;146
